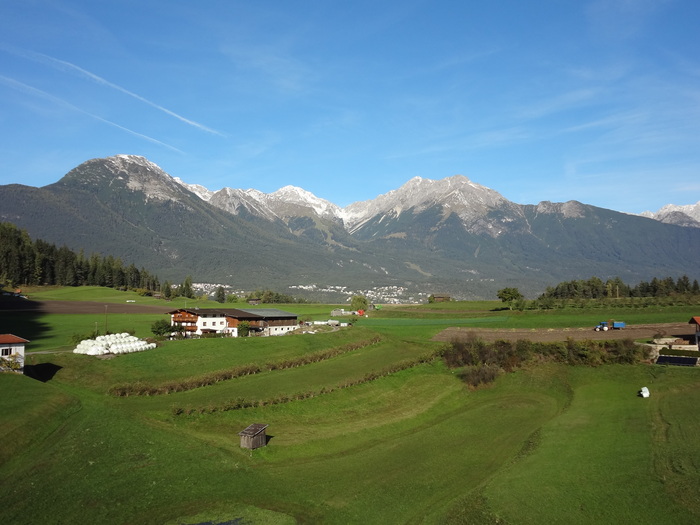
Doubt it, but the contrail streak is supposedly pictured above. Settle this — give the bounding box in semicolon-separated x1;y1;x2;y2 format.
0;75;185;153
2;46;224;136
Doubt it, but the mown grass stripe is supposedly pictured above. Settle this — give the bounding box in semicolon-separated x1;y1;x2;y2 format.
109;336;382;397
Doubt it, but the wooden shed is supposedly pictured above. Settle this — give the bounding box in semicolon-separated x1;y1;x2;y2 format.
238;423;268;449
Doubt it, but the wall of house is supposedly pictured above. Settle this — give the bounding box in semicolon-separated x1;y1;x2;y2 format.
196;313;228;335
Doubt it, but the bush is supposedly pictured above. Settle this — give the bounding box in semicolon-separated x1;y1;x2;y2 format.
151;318;172;337
70;329;100;345
458;365;501;387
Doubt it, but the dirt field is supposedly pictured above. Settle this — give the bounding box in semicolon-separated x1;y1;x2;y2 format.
433;323;695;344
0;298;172;315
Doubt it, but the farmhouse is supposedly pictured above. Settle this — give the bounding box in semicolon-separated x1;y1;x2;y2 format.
0;334;29;373
168;308;298;337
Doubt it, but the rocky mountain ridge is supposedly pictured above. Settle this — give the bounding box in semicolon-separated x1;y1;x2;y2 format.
641;202;700;228
172;158;698;233
2;154;700;299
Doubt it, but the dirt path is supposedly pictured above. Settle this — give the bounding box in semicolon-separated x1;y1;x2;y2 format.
433;323;694;343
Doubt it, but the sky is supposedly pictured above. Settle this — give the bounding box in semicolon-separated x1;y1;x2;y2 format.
1;0;699;214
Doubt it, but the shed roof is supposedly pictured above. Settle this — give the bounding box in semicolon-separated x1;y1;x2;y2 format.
238;423;268;437
168;308;297;320
689;317;700;325
0;334;29;344
238;308;297;319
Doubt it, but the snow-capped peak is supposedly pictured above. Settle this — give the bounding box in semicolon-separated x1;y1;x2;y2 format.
640;201;700;228
269;185;341;218
174;178;215;201
339;174;510;231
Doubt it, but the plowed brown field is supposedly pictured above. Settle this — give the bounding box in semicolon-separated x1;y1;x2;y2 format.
433;323;694;343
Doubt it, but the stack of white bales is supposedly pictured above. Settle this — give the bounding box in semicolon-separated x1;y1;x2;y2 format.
73;333;156;355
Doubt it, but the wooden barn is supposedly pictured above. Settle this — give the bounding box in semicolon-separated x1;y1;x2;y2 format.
238;423;268;450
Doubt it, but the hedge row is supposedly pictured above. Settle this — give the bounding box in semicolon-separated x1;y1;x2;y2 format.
171;350;440;416
444;336;649;387
109;335;382;397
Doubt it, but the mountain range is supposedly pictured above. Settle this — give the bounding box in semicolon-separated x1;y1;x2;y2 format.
2;154;699;300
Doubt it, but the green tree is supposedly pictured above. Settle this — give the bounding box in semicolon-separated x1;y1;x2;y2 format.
351;295;368;311
179;275;195;299
161;280;172;300
238;321;251;337
214;286;226;303
497;287;523;310
151;318;172;337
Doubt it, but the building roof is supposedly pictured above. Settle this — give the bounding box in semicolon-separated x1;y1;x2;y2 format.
238;308;298;319
0;334;29;344
168;308;297;320
689;317;700;325
238;423;268;437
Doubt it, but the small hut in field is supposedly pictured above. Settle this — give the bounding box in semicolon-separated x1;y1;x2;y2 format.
238;423;268;449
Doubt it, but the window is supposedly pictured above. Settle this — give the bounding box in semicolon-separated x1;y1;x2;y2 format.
1;348;11;356
202;322;207;327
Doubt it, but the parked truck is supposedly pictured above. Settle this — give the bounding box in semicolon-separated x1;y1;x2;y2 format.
594;320;626;331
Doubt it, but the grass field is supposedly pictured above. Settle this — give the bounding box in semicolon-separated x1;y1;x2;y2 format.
1;287;699;524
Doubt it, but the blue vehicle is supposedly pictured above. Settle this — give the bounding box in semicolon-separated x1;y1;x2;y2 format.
594;320;626;331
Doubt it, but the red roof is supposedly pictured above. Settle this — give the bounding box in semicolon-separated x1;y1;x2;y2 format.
689;317;700;326
0;334;29;344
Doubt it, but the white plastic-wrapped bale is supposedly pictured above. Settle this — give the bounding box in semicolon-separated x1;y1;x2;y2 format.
73;334;155;355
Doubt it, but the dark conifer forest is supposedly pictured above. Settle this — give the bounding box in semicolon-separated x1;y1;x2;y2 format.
0;222;159;292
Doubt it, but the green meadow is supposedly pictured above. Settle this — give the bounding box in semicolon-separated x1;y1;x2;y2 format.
1;288;699;524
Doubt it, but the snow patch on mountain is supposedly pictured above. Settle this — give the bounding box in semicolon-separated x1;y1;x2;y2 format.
269;185;341;219
174;178;214;201
641;202;700;228
340;175;516;234
84;155;188;203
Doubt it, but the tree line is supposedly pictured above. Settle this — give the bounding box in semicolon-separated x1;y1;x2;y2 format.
0;222;160;293
539;275;700;300
497;275;700;310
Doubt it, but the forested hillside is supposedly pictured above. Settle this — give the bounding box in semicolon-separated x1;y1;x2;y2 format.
0;222;159;292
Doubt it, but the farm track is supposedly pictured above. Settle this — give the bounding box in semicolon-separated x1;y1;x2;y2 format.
433;323;695;343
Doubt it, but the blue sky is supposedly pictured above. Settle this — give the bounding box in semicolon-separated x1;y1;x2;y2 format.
1;0;698;213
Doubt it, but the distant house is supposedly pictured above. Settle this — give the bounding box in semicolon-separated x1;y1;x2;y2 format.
432;294;451;303
0;334;29;373
689;317;700;347
168;308;298;337
238;423;268;449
